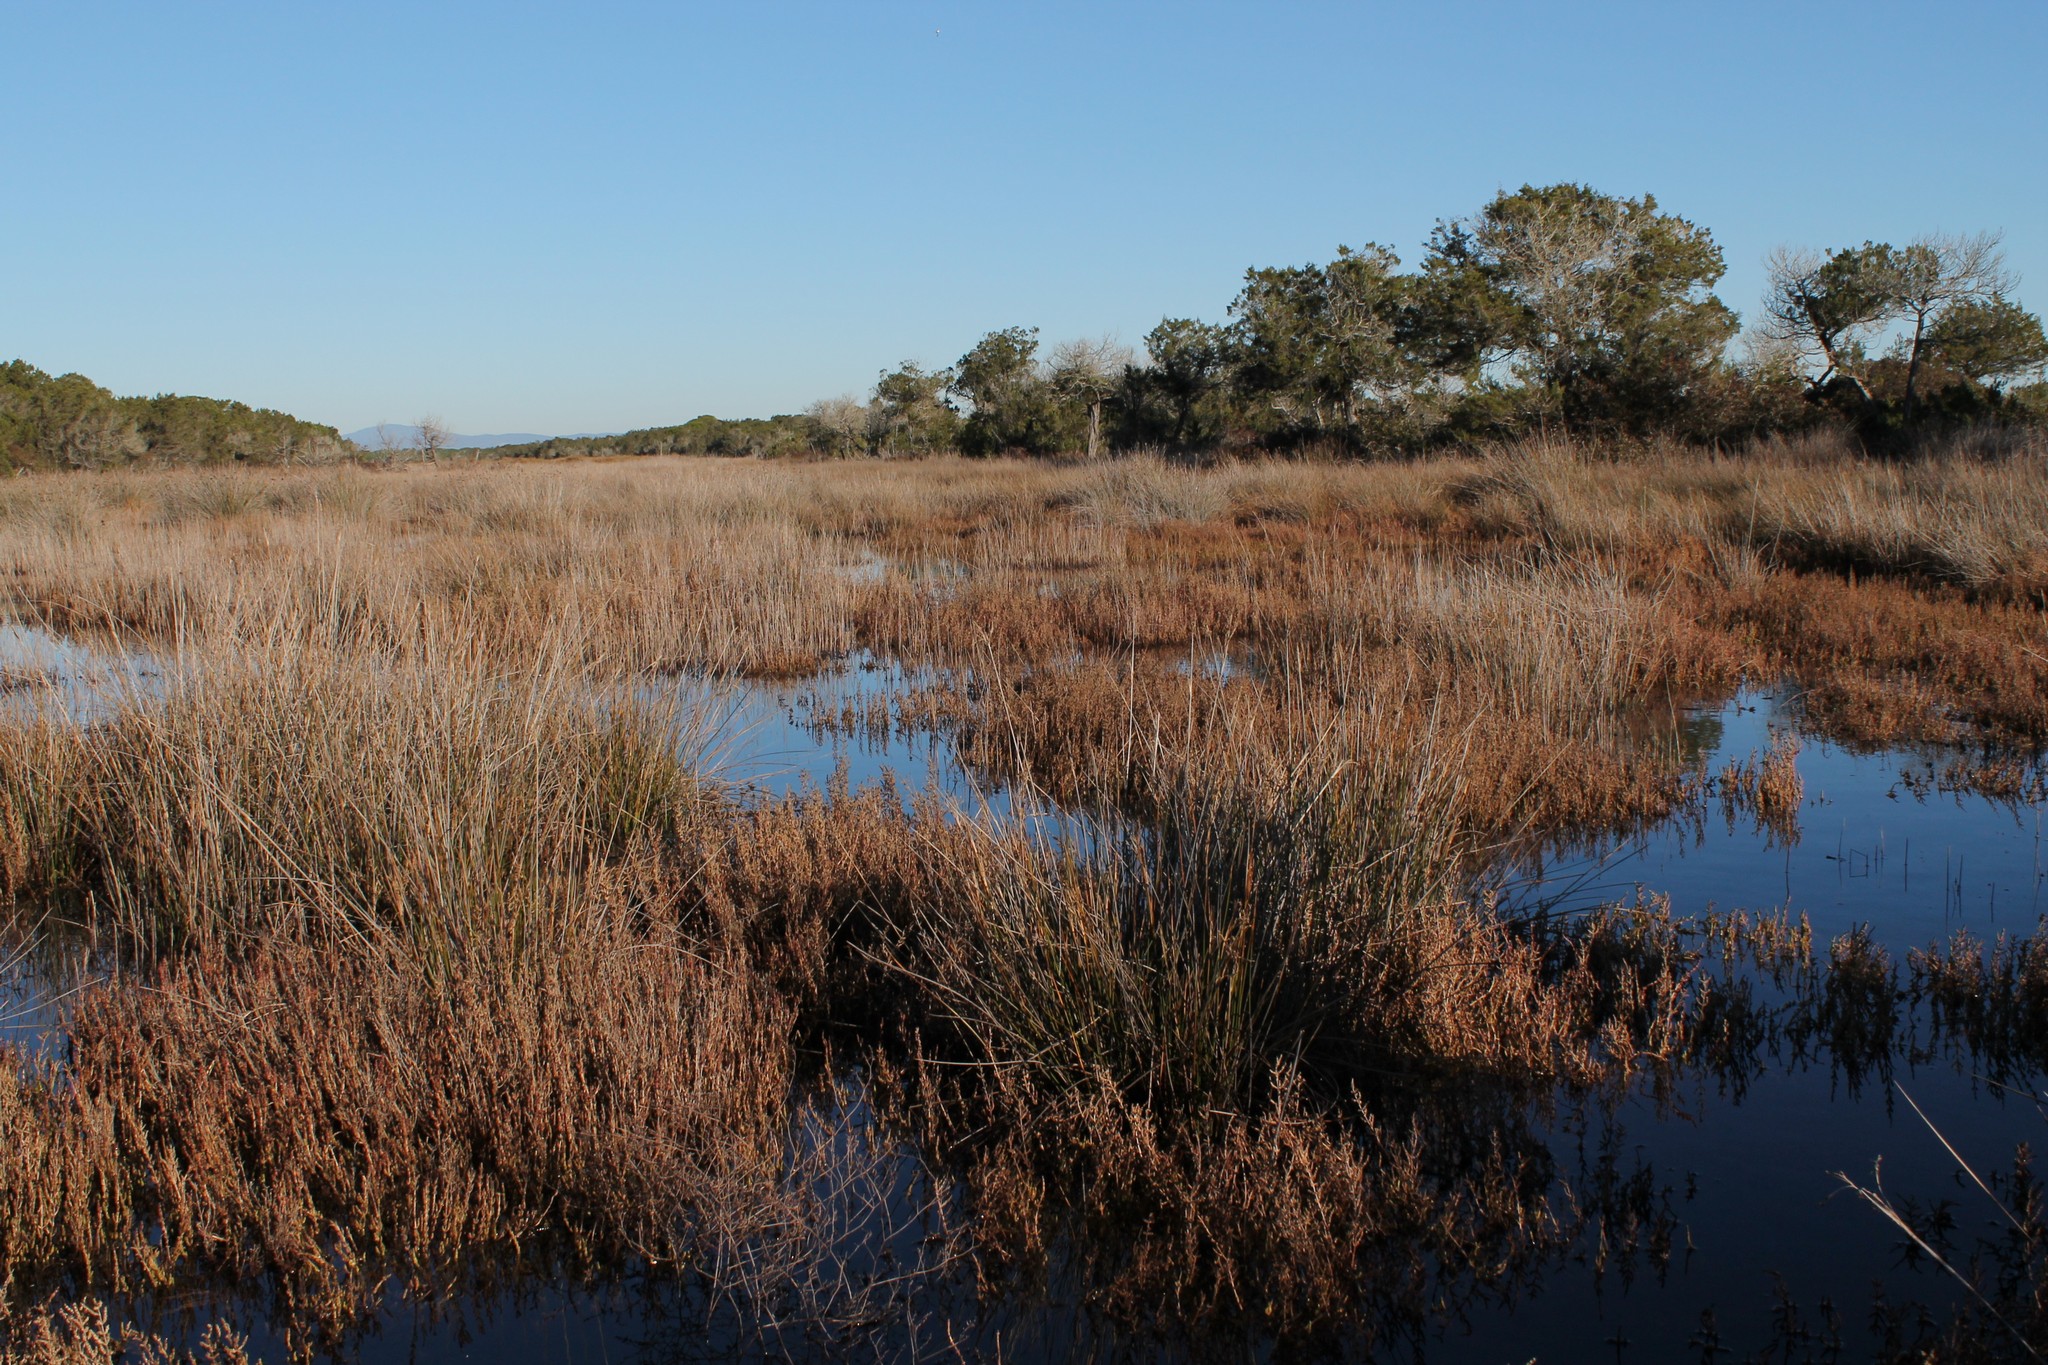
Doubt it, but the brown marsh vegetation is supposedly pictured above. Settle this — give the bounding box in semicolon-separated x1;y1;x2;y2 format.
0;436;2046;1359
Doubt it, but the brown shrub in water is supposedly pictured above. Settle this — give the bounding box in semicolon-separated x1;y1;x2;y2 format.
0;1300;252;1364
0;924;968;1358
1713;573;2048;744
931;644;1703;850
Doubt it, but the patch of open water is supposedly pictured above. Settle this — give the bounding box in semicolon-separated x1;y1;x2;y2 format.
1520;688;2046;941
0;947;78;1067
685;652;985;808
1452;688;2048;1361
0;621;166;723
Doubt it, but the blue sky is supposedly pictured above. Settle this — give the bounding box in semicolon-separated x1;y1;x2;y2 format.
4;1;2043;435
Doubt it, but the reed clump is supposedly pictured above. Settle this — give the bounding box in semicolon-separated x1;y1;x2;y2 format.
866;692;1717;1345
890;723;1475;1110
0;621;716;955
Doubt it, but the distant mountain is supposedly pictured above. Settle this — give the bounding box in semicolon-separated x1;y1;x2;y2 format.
343;425;557;451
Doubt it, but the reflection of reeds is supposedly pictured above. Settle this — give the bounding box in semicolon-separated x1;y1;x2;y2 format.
1717;729;1804;844
1;932;969;1357
0;1298;253;1363
1835;1082;2047;1360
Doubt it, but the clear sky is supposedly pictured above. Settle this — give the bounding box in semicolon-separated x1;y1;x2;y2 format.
4;1;2044;435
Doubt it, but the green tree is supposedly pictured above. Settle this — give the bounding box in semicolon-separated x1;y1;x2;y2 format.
1760;243;1901;402
0;362;140;469
1425;184;1737;432
1883;233;2014;416
871;361;958;454
1141;318;1233;450
1228;244;1422;444
951;327;1064;455
1921;296;2048;389
1764;232;2024;424
0;360;345;469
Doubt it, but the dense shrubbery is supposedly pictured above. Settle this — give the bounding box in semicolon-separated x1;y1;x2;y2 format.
0;361;346;471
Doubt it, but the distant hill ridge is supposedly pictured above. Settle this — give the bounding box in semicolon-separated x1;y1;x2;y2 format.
492;413;827;460
342;425;578;451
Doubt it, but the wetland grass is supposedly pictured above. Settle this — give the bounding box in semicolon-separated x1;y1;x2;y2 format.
0;439;2043;1357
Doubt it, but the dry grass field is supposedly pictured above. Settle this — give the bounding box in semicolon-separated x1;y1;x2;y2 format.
0;436;2044;1359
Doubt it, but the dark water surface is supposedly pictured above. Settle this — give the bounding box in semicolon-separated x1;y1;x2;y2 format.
1455;691;2046;1361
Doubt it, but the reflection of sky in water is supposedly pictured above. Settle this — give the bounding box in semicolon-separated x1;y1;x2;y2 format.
1522;688;2047;948
0;942;87;1067
0;621;166;723
664;653;1039;834
1461;689;2048;1362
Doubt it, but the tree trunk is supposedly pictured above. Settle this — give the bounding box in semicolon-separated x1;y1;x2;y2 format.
1812;337;1875;409
1903;313;1928;420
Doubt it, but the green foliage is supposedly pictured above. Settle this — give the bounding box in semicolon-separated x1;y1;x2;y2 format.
502;413;827;460
0;360;343;470
872;361;959;454
950;327;1076;456
1423;183;1738;434
1228;245;1428;446
1764;233;2038;440
1763;243;1902;394
1922;297;2048;388
1134;318;1233;451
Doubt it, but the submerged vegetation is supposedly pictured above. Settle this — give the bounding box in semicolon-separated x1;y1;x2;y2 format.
0;440;2044;1360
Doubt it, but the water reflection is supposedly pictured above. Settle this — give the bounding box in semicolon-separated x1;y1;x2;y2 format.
0;621;166;723
1521;688;2047;943
670;652;992;809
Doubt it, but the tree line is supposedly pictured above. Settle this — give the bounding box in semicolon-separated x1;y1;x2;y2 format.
0;361;348;471
7;182;2043;469
517;182;2047;462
